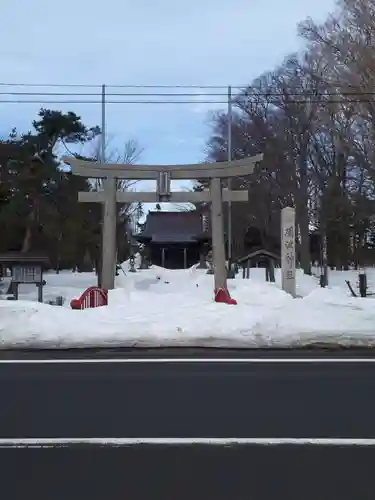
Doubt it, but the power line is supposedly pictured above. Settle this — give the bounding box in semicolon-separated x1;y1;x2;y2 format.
0;83;243;89
0;89;373;104
0;92;229;96
0;87;372;105
0;90;374;97
0;81;371;92
0;99;231;104
0;99;372;104
0;83;103;88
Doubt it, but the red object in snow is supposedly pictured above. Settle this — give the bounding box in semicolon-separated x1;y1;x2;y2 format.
214;288;237;305
70;286;108;310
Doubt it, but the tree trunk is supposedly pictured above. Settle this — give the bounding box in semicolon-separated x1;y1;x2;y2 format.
21;224;32;253
298;205;311;274
296;169;311;275
21;198;37;253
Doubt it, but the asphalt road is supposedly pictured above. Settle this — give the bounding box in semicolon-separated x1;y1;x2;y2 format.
1;445;374;500
0;352;375;438
1;348;375;499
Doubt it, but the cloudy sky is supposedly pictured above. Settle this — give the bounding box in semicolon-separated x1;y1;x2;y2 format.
1;0;336;164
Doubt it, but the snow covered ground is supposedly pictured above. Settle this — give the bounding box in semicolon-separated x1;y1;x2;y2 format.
1;262;375;349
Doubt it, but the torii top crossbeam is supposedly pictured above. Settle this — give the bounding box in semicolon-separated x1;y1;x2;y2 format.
62;154;263;180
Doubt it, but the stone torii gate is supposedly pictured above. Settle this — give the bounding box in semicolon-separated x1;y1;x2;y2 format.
63;154;263;302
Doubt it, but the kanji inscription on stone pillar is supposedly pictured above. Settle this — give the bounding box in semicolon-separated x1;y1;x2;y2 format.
281;206;296;297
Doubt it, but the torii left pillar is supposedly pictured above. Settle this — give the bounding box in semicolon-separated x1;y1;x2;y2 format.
210;177;237;305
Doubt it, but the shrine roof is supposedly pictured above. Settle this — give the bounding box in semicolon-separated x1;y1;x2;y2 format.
237;249;280;264
135;211;208;244
0;253;49;265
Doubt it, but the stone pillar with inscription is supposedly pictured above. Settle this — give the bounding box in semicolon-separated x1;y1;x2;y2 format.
281;207;296;297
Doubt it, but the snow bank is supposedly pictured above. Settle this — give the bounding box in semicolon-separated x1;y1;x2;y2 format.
1;265;375;349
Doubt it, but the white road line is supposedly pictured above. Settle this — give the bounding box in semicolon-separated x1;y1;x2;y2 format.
0;357;374;364
1;438;375;448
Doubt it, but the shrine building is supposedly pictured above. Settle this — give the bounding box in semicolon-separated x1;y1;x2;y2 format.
135;211;210;269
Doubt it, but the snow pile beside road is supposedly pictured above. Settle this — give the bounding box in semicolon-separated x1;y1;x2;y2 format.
0;266;374;349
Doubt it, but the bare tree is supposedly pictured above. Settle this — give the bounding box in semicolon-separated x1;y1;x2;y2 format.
203;0;375;270
77;135;145;262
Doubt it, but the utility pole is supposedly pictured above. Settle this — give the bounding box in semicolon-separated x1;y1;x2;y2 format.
101;84;106;165
100;84;117;290
227;85;233;270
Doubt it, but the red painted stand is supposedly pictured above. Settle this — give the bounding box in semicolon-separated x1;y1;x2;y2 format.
70;286;108;310
214;288;237;305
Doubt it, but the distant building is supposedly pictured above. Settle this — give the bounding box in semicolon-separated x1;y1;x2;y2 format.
135;211;210;269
